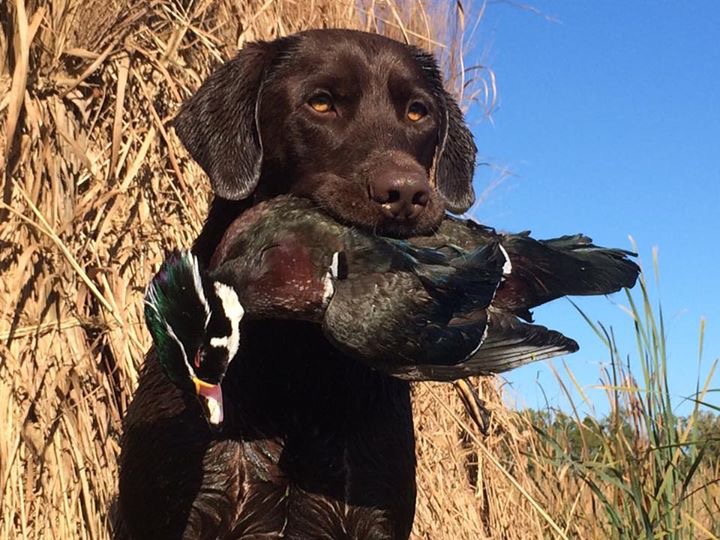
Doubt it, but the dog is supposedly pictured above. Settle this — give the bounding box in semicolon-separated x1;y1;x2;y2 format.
117;29;476;539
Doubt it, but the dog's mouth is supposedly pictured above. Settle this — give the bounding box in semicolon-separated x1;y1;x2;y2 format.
291;172;445;239
370;213;441;238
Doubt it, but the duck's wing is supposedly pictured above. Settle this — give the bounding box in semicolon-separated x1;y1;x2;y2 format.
388;310;578;382
322;241;506;373
379;238;506;313
323;278;492;374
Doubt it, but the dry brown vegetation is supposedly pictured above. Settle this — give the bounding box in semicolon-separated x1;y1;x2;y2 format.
2;1;718;539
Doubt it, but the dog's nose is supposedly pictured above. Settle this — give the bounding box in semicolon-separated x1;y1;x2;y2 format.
369;170;430;221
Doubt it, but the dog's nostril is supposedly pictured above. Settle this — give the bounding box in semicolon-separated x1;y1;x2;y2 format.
387;190;401;204
412;191;429;206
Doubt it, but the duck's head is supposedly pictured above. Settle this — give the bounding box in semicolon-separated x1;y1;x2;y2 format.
144;251;244;427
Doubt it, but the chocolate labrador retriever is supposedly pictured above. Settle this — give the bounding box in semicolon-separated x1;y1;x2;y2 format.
117;29;476;539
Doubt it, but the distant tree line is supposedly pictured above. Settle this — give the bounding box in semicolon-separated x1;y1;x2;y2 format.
520;408;720;465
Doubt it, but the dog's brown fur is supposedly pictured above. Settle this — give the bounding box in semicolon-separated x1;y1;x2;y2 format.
118;29;476;539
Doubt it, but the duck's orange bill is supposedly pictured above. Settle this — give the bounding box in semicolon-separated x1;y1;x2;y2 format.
192;377;223;426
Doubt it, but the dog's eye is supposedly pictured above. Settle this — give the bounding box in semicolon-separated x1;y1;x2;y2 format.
407;102;428;122
308;93;334;113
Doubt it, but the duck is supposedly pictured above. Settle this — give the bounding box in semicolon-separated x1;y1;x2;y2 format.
144;195;639;424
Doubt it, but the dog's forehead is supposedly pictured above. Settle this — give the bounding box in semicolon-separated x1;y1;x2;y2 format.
278;31;430;89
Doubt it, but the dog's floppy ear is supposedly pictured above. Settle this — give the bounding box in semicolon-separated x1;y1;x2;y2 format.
434;92;477;213
173;41;279;200
412;49;477;214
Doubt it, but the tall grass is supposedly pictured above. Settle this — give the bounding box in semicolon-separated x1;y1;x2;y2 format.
516;253;720;538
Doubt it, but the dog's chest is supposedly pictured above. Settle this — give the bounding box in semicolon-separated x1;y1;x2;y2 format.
221;320;416;539
229;438;395;539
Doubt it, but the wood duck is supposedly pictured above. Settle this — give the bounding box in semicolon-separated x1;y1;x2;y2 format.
144;195;639;425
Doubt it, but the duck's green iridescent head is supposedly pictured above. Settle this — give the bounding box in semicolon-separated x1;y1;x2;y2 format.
144;251;244;426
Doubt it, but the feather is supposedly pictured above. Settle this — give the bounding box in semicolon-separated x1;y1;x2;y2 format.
492;233;640;321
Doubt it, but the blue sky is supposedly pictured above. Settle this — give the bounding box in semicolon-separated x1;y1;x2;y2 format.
465;2;720;416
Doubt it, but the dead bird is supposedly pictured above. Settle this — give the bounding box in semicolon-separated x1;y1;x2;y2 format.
144;195;639;425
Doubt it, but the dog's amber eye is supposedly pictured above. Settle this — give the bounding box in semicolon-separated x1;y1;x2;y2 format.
407;102;428;122
308;94;333;113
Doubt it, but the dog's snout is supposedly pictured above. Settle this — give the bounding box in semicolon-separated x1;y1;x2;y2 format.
369;169;430;221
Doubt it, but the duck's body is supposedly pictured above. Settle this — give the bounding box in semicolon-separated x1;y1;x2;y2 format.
204;195;638;380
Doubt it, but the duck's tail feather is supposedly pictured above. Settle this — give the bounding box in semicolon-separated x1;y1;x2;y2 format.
494;233;640;320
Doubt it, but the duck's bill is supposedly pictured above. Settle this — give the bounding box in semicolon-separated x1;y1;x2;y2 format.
193;378;224;426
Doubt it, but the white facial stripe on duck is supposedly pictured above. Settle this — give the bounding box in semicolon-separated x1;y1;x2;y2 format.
210;281;244;361
190;251;212;328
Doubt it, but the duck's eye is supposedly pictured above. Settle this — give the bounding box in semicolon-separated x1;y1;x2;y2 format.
407;102;428;122
308;93;333;113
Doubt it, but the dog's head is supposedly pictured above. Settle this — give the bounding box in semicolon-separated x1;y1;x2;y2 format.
174;29;476;237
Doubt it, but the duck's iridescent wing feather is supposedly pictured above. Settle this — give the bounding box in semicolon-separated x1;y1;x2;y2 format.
390;310;578;381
